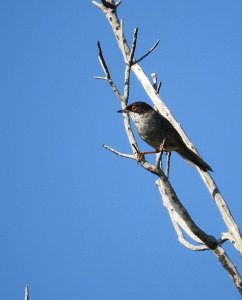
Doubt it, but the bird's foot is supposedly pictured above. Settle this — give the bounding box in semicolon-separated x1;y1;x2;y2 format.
137;151;145;162
158;137;167;153
132;144;159;162
137;150;159;162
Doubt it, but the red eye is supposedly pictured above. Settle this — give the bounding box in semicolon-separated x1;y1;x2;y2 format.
131;105;137;112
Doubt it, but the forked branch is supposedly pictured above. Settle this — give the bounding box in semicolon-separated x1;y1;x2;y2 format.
93;0;242;294
93;0;242;257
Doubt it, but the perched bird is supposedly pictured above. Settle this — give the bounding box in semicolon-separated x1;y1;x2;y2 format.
118;101;212;172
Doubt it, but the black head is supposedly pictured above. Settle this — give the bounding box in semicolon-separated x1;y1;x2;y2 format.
117;101;153;114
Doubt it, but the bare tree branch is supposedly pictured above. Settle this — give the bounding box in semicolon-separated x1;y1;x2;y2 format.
92;0;242;256
199;170;242;253
135;39;160;65
214;247;242;294
129;28;138;65
165;152;171;177
155;178;218;249
123;28;138;103
171;221;208;251
95;41;122;99
92;1;103;10
155;151;163;171
24;286;29;300
151;73;162;94
93;0;242;294
95;29;140;157
103;144;135;160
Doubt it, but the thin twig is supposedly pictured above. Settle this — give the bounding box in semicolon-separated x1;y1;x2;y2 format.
155;137;167;171
151;73;162;94
132;143;139;154
156;151;163;170
92;1;103;10
96;35;138;155
166;152;171;177
97;41;111;78
123;28;138;102
172;221;208;251
96;41;122;99
94;76;108;80
115;0;121;7
103;144;135;159
24;286;29;300
151;73;158;91
157;81;162;93
129;28;138;65
134;39;160;64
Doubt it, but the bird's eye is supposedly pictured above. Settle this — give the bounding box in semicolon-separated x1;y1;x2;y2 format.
131;105;137;112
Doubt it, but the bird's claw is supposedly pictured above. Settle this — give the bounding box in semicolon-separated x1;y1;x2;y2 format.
137;152;145;162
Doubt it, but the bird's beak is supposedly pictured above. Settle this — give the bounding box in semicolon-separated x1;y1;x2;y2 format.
117;108;128;113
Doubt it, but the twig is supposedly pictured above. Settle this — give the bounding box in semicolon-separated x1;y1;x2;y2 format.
172;221;208;251
151;73;162;94
129;28;138;65
123;28;138;102
92;1;103;10
24;286;29;300
156;151;163;170
217;232;230;246
96;31;139;155
103;144;135;159
131;143;139;154
151;73;158;91
95;41;122;99
135;39;160;64
97;41;111;78
166;152;171;177
157;82;162;94
115;0;121;7
104;143;162;176
155;137;167;171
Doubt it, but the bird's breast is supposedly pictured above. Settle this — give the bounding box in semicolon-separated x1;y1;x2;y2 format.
130;111;180;151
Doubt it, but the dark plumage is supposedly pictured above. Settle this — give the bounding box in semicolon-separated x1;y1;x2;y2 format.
118;101;212;172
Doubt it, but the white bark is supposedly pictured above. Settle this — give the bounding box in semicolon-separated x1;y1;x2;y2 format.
93;0;242;294
24;286;29;300
93;0;242;255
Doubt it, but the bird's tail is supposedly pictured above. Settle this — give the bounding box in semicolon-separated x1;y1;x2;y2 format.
177;146;213;172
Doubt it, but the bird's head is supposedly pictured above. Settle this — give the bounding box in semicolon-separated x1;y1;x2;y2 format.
117;101;152;115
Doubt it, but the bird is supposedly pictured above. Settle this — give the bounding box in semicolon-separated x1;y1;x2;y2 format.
117;101;212;172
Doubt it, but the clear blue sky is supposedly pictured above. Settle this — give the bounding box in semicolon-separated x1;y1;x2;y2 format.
1;0;242;299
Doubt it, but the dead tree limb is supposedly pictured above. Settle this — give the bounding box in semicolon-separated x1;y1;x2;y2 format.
92;0;242;256
93;0;242;294
24;286;29;300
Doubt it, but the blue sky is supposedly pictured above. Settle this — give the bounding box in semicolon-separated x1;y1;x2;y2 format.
1;0;242;299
